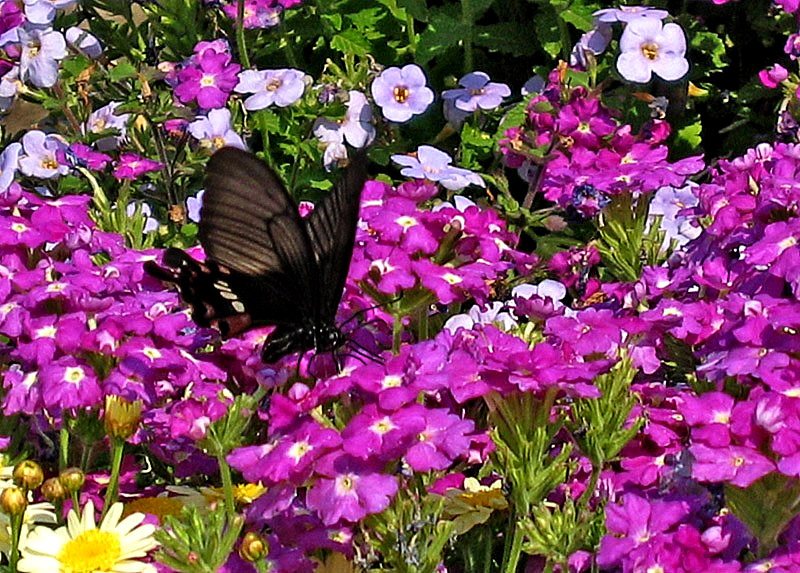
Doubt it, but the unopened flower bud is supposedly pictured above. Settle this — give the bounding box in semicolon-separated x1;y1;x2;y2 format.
41;477;67;502
13;460;44;490
0;486;27;516
104;395;143;440
239;531;268;562
59;467;85;494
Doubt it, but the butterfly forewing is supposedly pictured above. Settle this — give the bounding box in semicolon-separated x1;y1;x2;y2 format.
305;149;368;323
201;148;319;319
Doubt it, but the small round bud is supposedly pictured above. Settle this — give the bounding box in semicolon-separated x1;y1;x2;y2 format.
13;460;44;490
41;477;67;503
59;467;85;494
239;531;268;562
0;486;28;517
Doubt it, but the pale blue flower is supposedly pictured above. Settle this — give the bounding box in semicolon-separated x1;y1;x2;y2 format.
441;71;510;112
65;26;103;59
617;18;688;83
0;142;22;194
18;26;67;88
648;183;701;248
187;190;205;223
19;130;68;179
126;202;159;233
340;90;375;148
392;145;484;191
570;24;613;67
313;118;348;170
23;0;78;25
234;68;306;110
84;101;130;142
0;67;21;111
187;108;245;151
370;64;433;123
594;6;669;23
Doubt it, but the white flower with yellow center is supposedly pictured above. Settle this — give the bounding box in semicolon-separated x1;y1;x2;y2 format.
0;471;57;561
17;500;158;573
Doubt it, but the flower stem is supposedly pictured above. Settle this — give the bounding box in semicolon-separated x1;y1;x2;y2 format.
502;517;525;573
392;314;403;355
236;0;251;69
102;437;124;519
59;426;69;473
9;512;22;569
217;454;237;517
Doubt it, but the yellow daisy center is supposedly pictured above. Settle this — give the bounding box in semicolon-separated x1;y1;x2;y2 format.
58;529;122;572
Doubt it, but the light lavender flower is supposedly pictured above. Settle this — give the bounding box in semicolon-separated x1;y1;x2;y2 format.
392;145;484;191
312;119;348;170
65;26;103;59
18;26;67;88
234;68;306;110
370;64;433;123
570;24;613;67
126;202;159;233
23;0;79;25
0;142;22;194
593;6;669;23
616;18;688;83
186;190;205;223
0;67;22;111
521;75;545;96
187;108;245;151
441;71;511;113
444;301;517;334
84;101;130;141
340;90;375;148
18;130;68;179
648;183;701;249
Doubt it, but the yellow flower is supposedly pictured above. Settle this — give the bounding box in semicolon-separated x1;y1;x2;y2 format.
17;500;158;573
441;478;508;535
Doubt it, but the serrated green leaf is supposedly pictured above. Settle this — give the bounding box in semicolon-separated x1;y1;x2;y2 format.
558;5;596;32
108;60;137;82
61;55;92;78
330;29;371;56
320;13;343;30
416;9;469;64
347;7;385;30
675;121;703;153
692;30;728;69
398;0;428;21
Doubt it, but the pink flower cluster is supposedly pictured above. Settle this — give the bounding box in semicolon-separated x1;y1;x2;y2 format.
499;70;704;216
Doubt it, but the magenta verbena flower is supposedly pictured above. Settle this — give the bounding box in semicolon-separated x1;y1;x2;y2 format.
113;153;164;181
370;64;433;123
174;49;241;109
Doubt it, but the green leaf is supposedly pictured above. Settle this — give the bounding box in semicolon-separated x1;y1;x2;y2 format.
474;22;537;56
416;7;468;64
533;7;562;59
692;30;728;70
61;55;92;78
397;0;428;21
673;120;703;156
331;29;372;56
558;4;596;32
108;60;137;82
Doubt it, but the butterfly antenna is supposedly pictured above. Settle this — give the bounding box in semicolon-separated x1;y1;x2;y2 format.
346;338;385;364
339;293;403;330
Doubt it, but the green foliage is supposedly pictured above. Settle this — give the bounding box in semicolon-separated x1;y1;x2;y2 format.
155;505;245;573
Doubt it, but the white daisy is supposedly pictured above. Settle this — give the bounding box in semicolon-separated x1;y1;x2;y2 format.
16;500;158;573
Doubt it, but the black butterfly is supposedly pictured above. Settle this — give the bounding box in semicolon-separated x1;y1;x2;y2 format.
145;147;369;363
